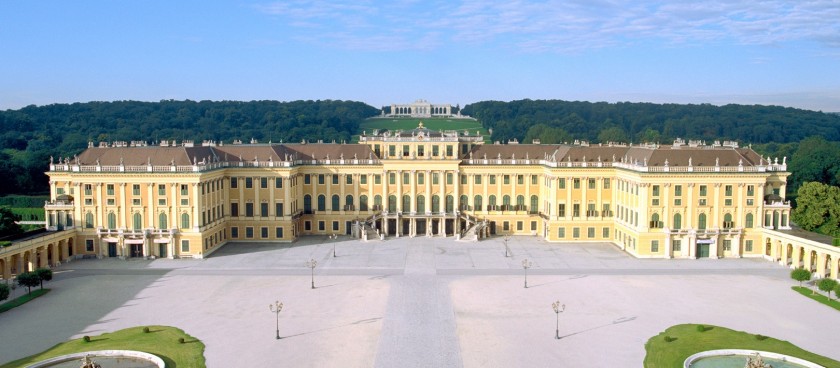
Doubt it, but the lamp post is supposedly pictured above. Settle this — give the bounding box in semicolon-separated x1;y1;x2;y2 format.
522;259;532;288
330;234;338;257
552;301;565;339
503;234;511;257
269;300;283;339
306;258;318;289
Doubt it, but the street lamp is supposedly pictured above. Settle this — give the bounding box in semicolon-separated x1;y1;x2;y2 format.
522;259;532;288
552;301;565;339
503;234;511;257
305;258;318;289
330;234;338;257
269;300;283;339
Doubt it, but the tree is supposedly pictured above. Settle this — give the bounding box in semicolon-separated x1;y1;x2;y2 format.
0;283;9;301
34;267;53;289
597;126;628;143
791;182;840;236
817;278;838;299
834;283;840;300
0;206;22;237
791;268;812;287
16;271;40;295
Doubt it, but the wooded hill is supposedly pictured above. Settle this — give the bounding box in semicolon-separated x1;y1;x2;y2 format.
2;99;840;196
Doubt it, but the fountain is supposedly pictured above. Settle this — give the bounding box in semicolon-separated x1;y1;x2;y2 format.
25;350;165;368
685;350;825;368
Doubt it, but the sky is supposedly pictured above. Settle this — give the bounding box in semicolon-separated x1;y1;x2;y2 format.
1;1;839;112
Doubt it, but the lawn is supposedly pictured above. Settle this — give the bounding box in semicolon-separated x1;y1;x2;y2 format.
0;326;205;368
10;207;45;221
644;324;840;367
359;117;491;143
792;286;840;312
0;288;49;314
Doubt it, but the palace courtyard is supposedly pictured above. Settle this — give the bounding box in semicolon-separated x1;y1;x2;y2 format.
1;236;837;367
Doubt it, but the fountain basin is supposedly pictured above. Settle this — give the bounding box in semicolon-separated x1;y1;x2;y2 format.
685;349;824;368
25;350;165;368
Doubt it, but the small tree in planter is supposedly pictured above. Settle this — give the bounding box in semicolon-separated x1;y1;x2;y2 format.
16;272;40;295
817;278;838;299
34;268;53;289
790;268;812;287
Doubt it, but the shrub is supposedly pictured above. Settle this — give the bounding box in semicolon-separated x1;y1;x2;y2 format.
83;336;91;342
664;335;676;342
755;334;768;341
791;268;812;287
143;327;150;333
817;278;838;299
0;283;9;301
178;337;185;344
696;325;706;332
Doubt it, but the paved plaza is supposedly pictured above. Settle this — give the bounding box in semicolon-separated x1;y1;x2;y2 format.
1;236;839;367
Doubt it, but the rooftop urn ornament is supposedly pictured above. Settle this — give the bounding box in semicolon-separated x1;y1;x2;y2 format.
664;159;669;167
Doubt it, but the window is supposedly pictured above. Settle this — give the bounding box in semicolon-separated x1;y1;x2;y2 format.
305;221;312;231
231;203;239;217
473;195;482;211
345;175;352;185
389;173;396;185
84;184;93;195
652;185;660;197
447;173;453;185
418;173;425;185
588;178;596;189
745;213;754;228
699;185;707;196
107;212;117;229
673;213;682;230
417;195;426;213
276;177;284;188
261;203;269;217
361;175;367;184
587;227;595;238
331;195;340;211
159;213;168;229
403;145;410;157
723;239;732;251
573;227;580;238
699;199;707;206
516;221;523;231
374;175;381;185
132;198;141;205
318;221;325;231
723;213;733;229
276;202;284;217
318;195;326;211
446;145;453;156
276;227;284;238
489;175;496;184
257;177;265;189
360;195;369;211
725;199;733;206
107;184;114;196
83;239;94;252
747;185;755;196
652;199;660;206
181;240;190;252
651;240;659;253
246;227;254;238
531;221;537;231
745;240;753;252
558;203;566;217
333;221;339;231
461;175;467;184
503;221;510;231
673;239;681;252
246;203;255;217
674;185;682;196
558;227;566;238
531;175;538;185
261;227;269;238
418;146;424;156
674;198;682;206
305;175;311;185
725;185;733;196
432;195;441;212
573;178;580;189
85;198;94;205
517;175;524;185
231;227;239;238
332;175;339;185
389;145;396;156
573;203;580;217
559;178;566;189
602;227;609;238
131;184;140;196
603;178;610;189
403;195;411;212
432;145;439;156
319;174;325;185
698;213;707;230
132;213;142;230
389;195;397;212
181;213;190;229
650;213;662;228
85;212;94;228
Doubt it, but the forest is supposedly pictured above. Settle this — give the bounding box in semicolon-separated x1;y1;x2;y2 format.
1;98;840;200
0;100;379;195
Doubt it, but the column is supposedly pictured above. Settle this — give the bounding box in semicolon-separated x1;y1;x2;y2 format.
396;170;403;213
354;173;360;215
340;174;346;213
192;183;200;232
549;176;557;220
284;176;291;218
482;173;488;215
147;183;155;230
120;183;127;228
565;177;572;220
467;173;474;212
382;170;388;212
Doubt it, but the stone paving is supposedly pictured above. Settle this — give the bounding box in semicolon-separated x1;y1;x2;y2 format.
1;235;838;367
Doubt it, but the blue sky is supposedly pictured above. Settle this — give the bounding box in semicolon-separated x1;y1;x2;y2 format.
2;1;839;111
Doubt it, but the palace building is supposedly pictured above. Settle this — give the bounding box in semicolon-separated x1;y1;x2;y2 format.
386;99;455;118
2;123;839;280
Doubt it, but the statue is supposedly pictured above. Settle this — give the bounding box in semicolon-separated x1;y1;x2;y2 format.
80;354;102;368
745;352;772;368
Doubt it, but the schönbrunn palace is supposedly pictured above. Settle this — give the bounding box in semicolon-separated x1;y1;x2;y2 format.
2;123;839;280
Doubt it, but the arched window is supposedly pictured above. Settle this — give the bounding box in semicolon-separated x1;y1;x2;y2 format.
723;213;733;229
360;195;368;211
345;195;353;207
673;213;682;230
530;195;538;213
304;195;312;213
85;212;94;228
432;195;440;213
403;195;411;212
317;195;326;211
474;195;483;211
516;195;525;206
107;212;117;229
745;213;754;228
331;195;340;211
488;195;497;207
416;195;425;213
388;195;397;212
159;213;168;229
650;213;660;228
698;213;707;230
374;195;382;208
181;213;190;229
133;213;142;230
460;195;469;210
445;195;454;212
503;195;511;206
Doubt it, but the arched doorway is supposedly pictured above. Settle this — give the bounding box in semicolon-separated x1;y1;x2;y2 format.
22;251;32;272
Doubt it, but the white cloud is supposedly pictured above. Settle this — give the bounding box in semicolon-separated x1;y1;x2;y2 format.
252;0;840;52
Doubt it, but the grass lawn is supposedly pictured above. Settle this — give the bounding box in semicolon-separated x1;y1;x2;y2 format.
0;288;49;314
359;117;491;143
644;324;840;367
792;286;840;312
9;207;45;221
0;325;205;368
